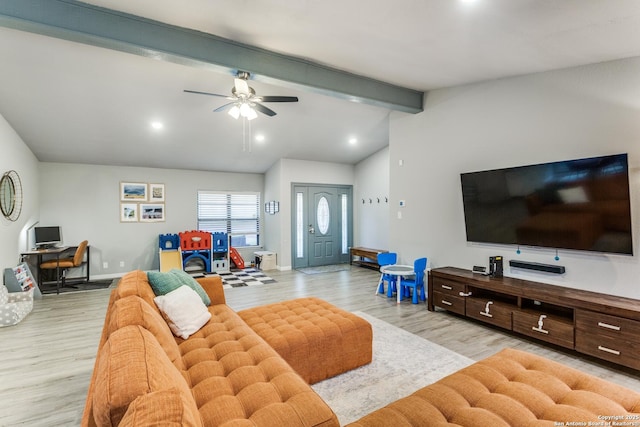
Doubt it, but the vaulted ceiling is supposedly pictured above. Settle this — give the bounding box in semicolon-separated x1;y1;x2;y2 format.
1;0;639;173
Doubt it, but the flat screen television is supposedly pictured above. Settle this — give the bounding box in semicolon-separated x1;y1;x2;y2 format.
34;226;62;248
460;153;633;255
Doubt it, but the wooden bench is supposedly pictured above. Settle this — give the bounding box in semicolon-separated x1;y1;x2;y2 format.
349;247;388;270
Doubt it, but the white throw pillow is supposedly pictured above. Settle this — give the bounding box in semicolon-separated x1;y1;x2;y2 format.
153;285;211;339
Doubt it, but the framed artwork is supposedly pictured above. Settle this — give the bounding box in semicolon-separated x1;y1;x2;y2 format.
120;203;138;222
149;183;165;202
140;203;165;222
120;182;147;201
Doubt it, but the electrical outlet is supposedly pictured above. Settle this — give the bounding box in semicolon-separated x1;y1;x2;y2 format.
103;262;108;269
119;261;125;268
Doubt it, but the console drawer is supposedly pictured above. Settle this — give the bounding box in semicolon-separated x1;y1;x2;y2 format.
433;291;466;315
466;298;512;330
575;309;640;343
575;330;640;370
431;278;466;296
512;310;574;349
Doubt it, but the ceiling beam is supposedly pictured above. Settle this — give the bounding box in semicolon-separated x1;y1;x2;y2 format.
0;0;423;113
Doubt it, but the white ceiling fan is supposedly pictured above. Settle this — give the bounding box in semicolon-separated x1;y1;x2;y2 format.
184;71;299;120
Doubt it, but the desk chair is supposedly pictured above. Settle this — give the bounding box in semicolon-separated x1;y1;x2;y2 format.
40;240;88;293
400;257;427;304
376;252;397;296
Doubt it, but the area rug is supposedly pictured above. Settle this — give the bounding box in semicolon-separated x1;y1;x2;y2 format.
311;311;474;425
296;264;351;275
202;268;277;289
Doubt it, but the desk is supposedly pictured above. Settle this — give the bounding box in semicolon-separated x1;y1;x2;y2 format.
379;265;415;304
20;245;90;294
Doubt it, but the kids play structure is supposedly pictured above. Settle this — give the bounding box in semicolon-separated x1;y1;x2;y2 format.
158;230;244;273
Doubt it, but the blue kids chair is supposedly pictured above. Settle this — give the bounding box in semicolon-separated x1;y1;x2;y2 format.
376;252;398;296
400;257;427;304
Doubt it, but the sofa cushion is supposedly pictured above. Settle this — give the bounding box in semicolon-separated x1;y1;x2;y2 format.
176;304;339;426
118;389;201;427
92;325;201;427
114;270;159;311
107;295;184;370
154;285;212;339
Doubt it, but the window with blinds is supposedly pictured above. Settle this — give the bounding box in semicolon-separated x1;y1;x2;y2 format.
197;191;260;247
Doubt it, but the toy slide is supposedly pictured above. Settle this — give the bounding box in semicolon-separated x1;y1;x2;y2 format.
229;247;245;269
159;250;182;272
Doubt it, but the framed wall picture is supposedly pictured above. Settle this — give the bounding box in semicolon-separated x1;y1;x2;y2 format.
140;203;165;222
120;203;138;222
149;183;165;202
120;182;147;201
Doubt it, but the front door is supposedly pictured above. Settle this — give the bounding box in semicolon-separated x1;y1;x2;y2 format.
292;184;352;269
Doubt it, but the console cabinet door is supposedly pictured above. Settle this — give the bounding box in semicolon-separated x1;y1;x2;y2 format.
466;298;512;330
512;311;574;349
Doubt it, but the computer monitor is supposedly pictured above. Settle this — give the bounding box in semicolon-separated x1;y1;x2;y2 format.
34;226;62;248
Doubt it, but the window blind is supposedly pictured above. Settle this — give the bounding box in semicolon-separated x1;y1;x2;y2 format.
197;191;260;247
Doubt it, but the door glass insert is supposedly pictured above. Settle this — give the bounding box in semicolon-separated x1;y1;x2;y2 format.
296;192;304;258
341;194;348;254
317;196;330;235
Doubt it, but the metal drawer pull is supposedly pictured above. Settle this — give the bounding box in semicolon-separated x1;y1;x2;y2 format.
598;345;621;356
532;314;549;334
480;301;493;318
597;321;621;331
441;300;453;306
441;285;452;290
459;292;472;297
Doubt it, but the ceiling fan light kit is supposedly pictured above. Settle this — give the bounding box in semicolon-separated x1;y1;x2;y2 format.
185;70;298;121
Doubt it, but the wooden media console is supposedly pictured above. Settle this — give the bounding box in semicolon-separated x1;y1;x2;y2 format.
429;266;640;370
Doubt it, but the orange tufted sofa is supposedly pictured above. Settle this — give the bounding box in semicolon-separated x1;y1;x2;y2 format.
346;347;640;426
81;270;344;427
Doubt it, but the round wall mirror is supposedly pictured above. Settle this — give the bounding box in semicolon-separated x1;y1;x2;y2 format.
0;170;23;221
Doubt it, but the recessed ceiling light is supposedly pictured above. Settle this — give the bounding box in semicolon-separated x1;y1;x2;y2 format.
150;121;164;131
349;137;358;145
255;134;265;142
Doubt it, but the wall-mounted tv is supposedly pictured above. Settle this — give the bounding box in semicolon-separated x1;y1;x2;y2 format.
460;153;633;255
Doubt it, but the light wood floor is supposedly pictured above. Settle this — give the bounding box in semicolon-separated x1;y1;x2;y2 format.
2;266;640;426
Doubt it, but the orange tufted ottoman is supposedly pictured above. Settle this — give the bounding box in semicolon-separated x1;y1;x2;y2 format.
238;297;372;384
347;347;640;426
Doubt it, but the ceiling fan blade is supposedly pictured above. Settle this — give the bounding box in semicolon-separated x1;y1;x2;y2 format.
184;89;229;98
258;96;299;103
213;102;236;113
252;102;277;117
234;78;250;97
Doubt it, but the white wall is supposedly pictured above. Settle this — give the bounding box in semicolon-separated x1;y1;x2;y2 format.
39;163;263;277
266;158;355;269
390;56;640;298
354;147;390;250
0;114;39;270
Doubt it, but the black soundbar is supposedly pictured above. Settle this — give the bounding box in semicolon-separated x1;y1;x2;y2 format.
509;260;565;274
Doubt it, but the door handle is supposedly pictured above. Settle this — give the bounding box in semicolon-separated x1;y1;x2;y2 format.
308;224;315;234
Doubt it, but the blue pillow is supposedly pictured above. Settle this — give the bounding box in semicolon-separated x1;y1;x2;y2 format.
169;269;211;306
